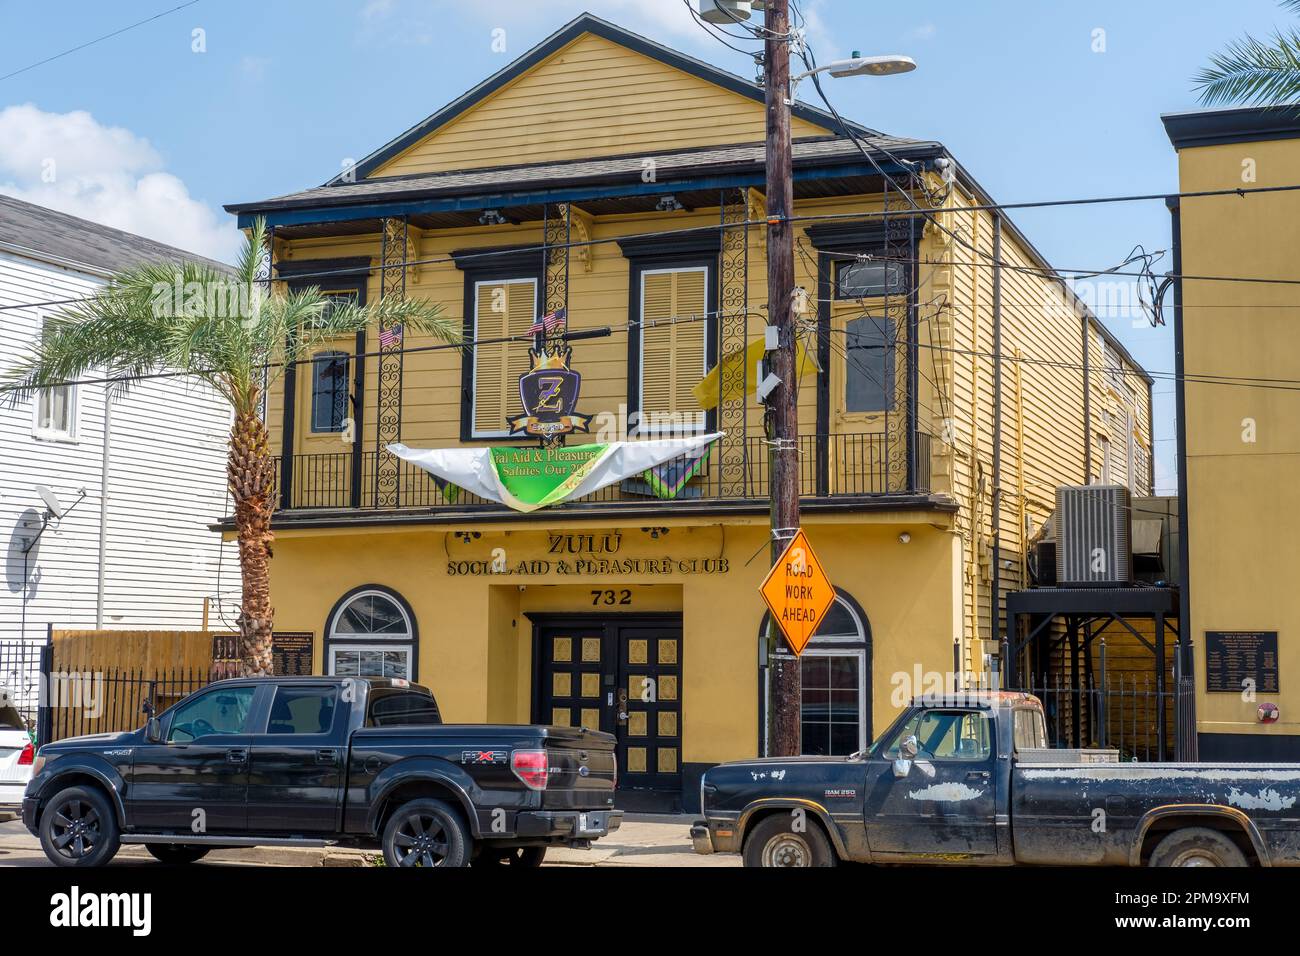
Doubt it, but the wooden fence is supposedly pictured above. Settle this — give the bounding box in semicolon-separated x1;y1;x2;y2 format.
44;629;236;742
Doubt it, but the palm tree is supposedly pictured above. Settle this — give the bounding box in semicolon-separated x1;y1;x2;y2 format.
5;218;457;675
1195;0;1300;105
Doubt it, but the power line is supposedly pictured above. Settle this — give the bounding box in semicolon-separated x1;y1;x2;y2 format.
14;186;1300;319
0;305;742;394
0;1;201;83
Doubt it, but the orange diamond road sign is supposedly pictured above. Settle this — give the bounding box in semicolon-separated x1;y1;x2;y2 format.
759;528;835;656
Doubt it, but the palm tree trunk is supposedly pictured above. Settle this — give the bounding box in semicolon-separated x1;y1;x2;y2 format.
228;405;276;676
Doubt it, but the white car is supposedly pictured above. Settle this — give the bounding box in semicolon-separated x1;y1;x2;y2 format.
0;690;33;815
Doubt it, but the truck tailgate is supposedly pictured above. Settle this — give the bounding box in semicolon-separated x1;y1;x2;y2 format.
541;726;616;810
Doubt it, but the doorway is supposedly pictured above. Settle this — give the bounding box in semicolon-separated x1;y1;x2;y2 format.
529;613;683;808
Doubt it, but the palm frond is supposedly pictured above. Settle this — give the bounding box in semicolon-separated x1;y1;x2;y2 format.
1194;29;1300;107
1282;0;1300;15
235;217;269;290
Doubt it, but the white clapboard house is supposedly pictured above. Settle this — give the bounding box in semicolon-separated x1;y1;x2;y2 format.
0;195;237;697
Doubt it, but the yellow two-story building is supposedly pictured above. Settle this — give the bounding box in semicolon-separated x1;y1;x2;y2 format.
1164;106;1300;760
225;13;1153;809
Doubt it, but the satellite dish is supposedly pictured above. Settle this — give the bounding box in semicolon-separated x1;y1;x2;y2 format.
35;484;65;518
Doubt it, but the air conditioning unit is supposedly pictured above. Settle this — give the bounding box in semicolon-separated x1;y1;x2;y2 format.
1053;484;1132;586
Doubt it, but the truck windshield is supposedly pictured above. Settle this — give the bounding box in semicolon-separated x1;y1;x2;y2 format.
882;710;992;761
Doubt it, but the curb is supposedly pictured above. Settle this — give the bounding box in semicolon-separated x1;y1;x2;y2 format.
116;844;378;868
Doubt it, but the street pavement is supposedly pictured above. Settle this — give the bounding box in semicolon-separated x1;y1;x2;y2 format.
0;812;738;868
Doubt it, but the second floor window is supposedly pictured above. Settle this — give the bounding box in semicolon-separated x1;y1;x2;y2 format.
472;278;537;437
638;267;708;434
310;350;349;433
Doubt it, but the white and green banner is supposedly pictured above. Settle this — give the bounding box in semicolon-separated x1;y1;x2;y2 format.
387;433;723;513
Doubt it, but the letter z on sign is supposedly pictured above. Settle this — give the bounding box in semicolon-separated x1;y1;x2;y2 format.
759;528;835;656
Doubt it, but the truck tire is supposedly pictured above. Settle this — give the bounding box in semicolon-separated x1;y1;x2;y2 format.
1149;827;1248;867
38;785;121;868
382;798;470;868
146;844;211;865
743;813;837;867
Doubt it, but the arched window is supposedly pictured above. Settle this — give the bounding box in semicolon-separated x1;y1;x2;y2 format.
325;587;416;681
761;590;871;757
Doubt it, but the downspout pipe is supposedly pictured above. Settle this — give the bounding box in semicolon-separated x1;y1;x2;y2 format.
95;387;112;628
1168;198;1194;685
990;214;1004;684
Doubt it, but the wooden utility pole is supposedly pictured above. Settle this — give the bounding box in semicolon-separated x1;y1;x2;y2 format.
764;0;801;757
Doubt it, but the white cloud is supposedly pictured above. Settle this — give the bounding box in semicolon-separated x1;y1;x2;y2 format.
0;104;239;263
909;23;937;41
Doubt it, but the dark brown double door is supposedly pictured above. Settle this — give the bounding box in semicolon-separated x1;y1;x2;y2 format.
531;614;682;796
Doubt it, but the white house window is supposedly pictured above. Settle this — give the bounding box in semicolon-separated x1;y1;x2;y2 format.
326;589;414;680
32;315;76;441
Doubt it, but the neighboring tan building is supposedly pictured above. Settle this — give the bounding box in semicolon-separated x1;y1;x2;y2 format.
224;13;1153;810
1163;106;1300;760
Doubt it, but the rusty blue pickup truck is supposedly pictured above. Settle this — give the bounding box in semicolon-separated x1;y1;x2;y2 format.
692;691;1300;867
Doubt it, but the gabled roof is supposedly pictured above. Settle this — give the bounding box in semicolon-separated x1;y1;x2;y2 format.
329;11;875;185
0;193;229;275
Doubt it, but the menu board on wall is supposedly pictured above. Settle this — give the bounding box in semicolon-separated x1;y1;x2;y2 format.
1205;631;1279;694
272;632;315;676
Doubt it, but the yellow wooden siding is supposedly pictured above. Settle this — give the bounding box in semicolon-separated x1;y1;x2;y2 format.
472;279;537;435
639;267;707;430
371;32;828;177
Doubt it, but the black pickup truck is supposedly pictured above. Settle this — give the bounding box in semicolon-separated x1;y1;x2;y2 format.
693;691;1300;867
22;676;621;867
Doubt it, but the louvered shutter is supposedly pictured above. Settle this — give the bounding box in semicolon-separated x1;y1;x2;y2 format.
639;268;708;433
473;279;536;435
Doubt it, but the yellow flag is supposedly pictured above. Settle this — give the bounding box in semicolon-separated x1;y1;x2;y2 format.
692;335;818;410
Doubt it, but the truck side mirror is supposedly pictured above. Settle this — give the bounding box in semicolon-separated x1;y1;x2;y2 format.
892;757;912;778
146;717;162;743
899;735;919;760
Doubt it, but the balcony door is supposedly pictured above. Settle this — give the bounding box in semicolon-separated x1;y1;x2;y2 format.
278;260;368;512
826;256;907;495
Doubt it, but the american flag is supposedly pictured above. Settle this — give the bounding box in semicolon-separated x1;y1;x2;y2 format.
531;308;566;336
379;323;403;348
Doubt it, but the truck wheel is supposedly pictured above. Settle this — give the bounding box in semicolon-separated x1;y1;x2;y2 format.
473;846;546;867
382;798;470;868
1149;827;1248;867
743;813;836;868
38;786;121;868
146;844;211;865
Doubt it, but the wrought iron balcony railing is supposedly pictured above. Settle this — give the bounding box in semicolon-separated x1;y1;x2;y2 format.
272;432;931;513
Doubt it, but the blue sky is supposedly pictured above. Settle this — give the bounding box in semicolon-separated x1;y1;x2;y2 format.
1;0;1292;491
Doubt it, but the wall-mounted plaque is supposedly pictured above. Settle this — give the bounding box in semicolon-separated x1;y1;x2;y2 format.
272;631;315;676
1205;630;1279;694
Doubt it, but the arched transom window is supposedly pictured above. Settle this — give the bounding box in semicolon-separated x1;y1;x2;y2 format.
326;589;415;681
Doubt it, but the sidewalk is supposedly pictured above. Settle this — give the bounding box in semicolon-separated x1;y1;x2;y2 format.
0;813;736;868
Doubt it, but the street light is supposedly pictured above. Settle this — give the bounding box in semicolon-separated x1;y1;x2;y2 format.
791;52;916;91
